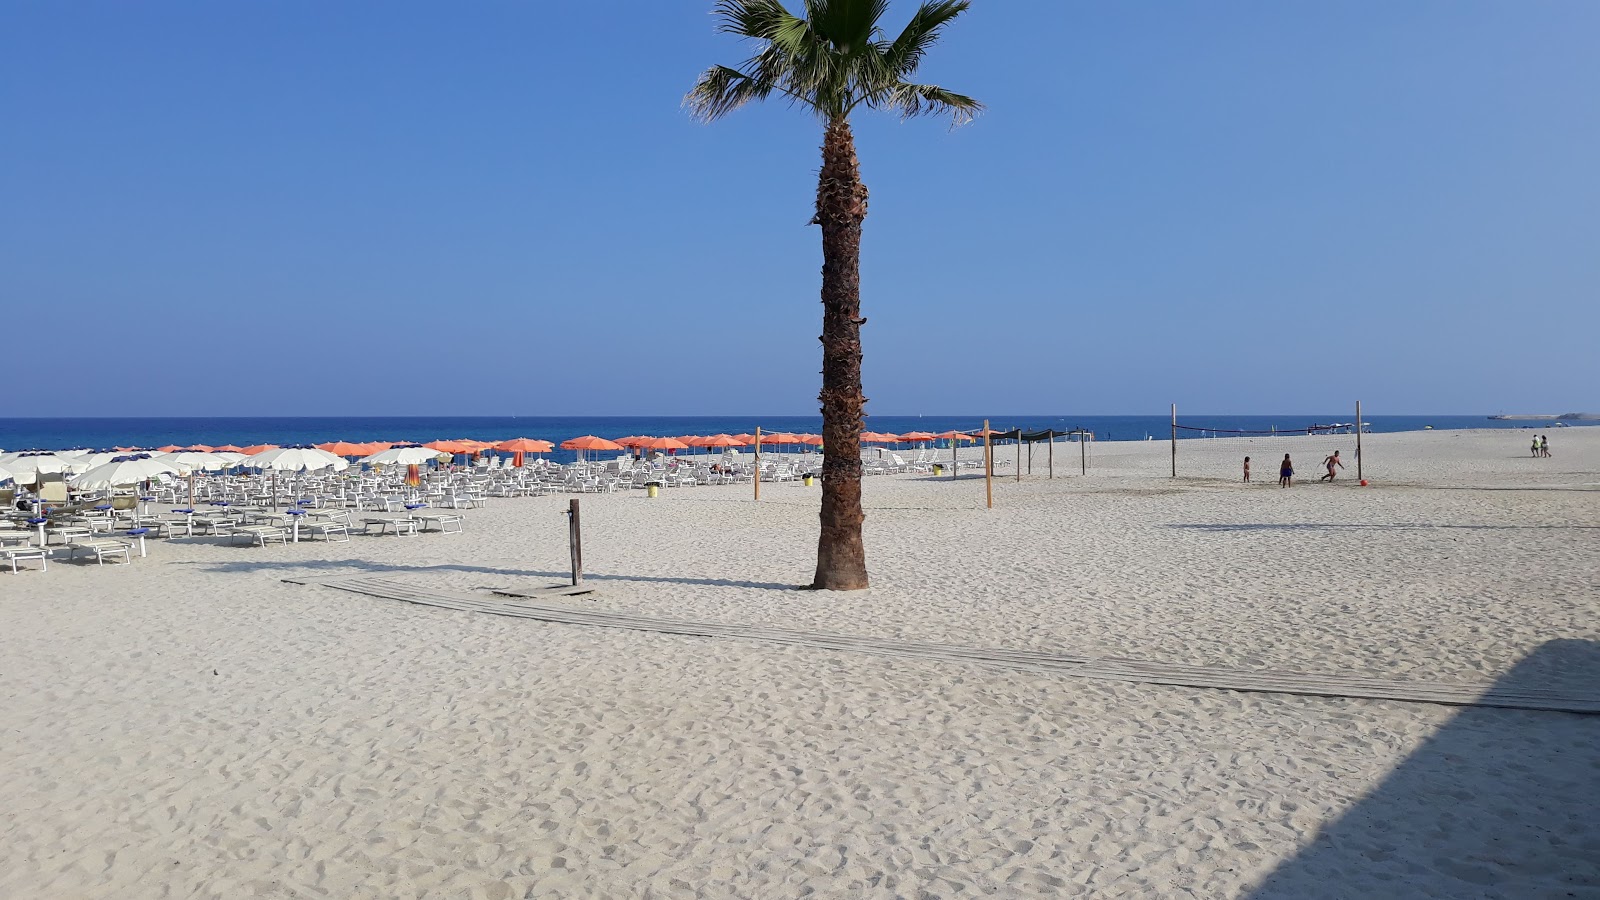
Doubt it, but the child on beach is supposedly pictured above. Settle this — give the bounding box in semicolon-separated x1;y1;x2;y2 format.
1243;456;1250;482
1279;454;1293;488
1541;435;1550;458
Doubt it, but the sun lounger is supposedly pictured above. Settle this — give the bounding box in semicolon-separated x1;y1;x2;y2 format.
414;514;464;534
229;525;288;547
363;517;419;536
306;522;350;542
65;540;131;565
2;545;48;572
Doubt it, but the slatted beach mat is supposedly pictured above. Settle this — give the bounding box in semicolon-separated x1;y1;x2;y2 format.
284;575;1600;715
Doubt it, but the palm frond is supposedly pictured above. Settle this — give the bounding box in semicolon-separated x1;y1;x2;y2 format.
805;0;889;52
882;0;969;77
878;81;983;125
685;65;777;122
712;0;798;40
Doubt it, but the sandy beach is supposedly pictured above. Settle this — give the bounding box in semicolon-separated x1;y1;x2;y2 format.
2;427;1597;898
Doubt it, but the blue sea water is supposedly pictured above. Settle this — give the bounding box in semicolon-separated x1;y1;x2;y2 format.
0;415;1581;463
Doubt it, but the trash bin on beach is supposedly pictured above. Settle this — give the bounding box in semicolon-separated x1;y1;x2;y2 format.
802;474;815;487
647;483;660;498
932;463;944;476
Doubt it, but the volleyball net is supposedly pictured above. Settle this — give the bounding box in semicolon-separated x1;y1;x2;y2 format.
1168;420;1366;481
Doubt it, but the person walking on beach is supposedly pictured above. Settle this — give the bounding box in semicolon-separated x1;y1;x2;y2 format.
1279;454;1294;488
1320;450;1343;482
1541;435;1551;458
1243;456;1251;483
1531;436;1541;458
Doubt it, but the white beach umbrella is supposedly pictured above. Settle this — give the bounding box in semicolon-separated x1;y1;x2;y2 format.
71;455;182;490
246;446;350;472
158;451;236;473
2;452;93;484
365;446;440;466
0;462;15;483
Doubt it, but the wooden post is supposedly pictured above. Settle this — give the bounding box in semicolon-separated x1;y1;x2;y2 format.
188;471;196;509
753;426;761;501
272;471;279;508
1048;433;1054;479
1015;433;1021;482
567;498;583;585
1356;400;1363;482
1080;432;1086;475
983;419;993;509
1027;439;1033;475
951;438;957;479
1170;403;1177;478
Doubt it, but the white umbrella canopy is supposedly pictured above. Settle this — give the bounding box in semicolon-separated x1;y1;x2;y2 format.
0;462;15;483
158;451;236;473
1;452;94;484
71;455;183;490
246;446;349;472
365;446;440;466
73;450;133;468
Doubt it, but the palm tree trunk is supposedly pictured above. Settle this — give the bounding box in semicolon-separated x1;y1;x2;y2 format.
812;118;870;591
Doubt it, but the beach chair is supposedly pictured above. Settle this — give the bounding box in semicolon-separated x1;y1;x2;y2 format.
362;517;419;536
2;545;48;573
415;514;463;534
66;539;132;565
229;525;287;547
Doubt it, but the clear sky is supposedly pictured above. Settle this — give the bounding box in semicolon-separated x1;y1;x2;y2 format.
4;1;1596;417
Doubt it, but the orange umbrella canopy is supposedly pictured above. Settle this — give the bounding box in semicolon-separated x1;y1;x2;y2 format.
860;432;897;443
212;444;246;453
899;431;936;442
496;438;553;453
424;440;469;453
731;433;757;444
674;435;706;446
318;441;367;457
355;441;393;456
934;430;976;441
458;439;496;452
699;434;744;448
561;435;624;451
797;434;824;446
240;444;278;455
612;435;650;448
183;443;215;452
156;445;184;453
637;436;689;451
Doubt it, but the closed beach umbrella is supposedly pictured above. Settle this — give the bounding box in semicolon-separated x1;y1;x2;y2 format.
405;464;422;487
366;445;440;466
71;454;182;490
247;446;349;472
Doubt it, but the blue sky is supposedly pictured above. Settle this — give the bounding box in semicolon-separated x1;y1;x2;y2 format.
3;1;1596;416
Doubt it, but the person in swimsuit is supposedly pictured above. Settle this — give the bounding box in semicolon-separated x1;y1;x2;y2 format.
1279;454;1293;488
1243;456;1251;482
1541;435;1550;458
1320;450;1343;482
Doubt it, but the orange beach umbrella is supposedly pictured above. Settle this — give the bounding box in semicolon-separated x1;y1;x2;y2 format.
240;444;278;455
495;438;553;453
156;445;183;453
561;435;624;452
699;434;744;449
212;444;246;453
318;441;367;457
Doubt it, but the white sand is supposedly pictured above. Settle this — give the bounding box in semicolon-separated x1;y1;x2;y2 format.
2;427;1597;898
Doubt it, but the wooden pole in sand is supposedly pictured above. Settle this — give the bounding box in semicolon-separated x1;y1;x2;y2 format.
951;438;957;480
1170;404;1178;478
753;426;761;500
1048;433;1053;479
1080;432;1087;475
188;471;196;510
567;498;583;585
1015;433;1021;482
983;419;993;509
1356;400;1363;482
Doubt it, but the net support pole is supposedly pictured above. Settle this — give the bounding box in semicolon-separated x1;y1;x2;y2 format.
1048;435;1054;479
753;426;760;501
1015;435;1021;483
1356;400;1363;481
1081;433;1086;475
983;420;993;509
1170;404;1177;478
951;438;957;480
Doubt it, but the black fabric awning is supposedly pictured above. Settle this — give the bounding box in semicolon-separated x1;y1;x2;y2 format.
979;429;1091;442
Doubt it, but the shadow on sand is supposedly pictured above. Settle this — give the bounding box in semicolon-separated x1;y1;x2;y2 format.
1247;638;1600;898
1165;523;1599;532
179;557;802;592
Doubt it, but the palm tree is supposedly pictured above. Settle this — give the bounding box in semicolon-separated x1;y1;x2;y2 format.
688;0;981;591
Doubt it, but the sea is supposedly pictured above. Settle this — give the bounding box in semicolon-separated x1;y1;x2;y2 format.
0;415;1583;463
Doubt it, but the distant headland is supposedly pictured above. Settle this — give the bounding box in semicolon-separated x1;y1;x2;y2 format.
1487;413;1600;420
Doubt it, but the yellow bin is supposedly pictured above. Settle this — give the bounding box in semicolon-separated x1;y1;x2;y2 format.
647;484;659;498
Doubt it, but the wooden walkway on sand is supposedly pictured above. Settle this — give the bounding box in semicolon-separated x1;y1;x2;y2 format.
285;574;1600;715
